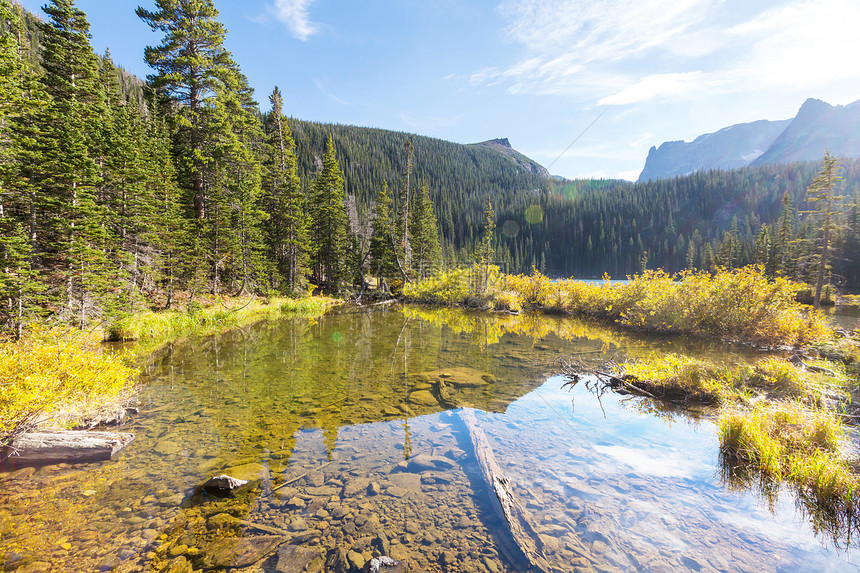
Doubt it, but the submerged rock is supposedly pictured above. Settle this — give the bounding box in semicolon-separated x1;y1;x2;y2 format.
202;474;248;494
407;390;438;407
274;544;322;573
199;535;284;569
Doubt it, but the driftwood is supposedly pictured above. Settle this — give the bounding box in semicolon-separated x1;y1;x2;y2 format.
457;408;550;573
3;430;135;465
559;357;657;400
272;460;334;492
789;353;838;376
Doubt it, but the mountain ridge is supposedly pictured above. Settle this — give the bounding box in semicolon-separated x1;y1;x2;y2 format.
639;97;860;182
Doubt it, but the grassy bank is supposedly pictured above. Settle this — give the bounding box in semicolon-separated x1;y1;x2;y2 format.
603;349;858;528
719;402;858;515
107;295;339;343
404;265;831;348
1;296;339;446
617;353;849;405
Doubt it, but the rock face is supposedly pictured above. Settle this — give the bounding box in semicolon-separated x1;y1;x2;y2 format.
637;119;790;182
471;138;552;179
751;98;860;166
638;97;860;182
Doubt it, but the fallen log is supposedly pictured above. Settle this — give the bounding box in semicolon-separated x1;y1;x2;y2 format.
457;408;551;573
2;430;135;466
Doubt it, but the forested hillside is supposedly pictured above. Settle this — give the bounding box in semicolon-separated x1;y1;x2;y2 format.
508;159;860;286
286;119;551;252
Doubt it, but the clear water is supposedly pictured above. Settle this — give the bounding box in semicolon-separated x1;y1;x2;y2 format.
1;307;858;572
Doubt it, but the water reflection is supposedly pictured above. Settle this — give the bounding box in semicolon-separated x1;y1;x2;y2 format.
0;307;857;572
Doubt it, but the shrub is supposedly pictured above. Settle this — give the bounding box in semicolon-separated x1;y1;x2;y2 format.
0;326;138;441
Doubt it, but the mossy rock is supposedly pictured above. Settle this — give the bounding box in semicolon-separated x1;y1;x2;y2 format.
407;390;439;407
198;535;284;569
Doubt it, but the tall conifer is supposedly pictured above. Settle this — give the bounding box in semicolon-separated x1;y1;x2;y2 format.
263;86;308;291
309;135;348;292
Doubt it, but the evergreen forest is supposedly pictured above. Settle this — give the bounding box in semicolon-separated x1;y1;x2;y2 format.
1;0;858;338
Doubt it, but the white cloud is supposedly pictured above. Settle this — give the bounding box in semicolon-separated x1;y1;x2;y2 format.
269;0;318;41
599;72;703;105
478;0;860;106
723;0;860;93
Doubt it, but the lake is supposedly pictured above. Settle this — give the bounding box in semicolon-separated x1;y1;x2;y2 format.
1;307;858;572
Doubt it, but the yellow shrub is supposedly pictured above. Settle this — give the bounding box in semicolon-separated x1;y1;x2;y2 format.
0;327;139;440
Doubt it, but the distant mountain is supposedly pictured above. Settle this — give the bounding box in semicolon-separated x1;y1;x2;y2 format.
751;98;860;166
638;97;860;182
638;119;790;182
470;138;551;179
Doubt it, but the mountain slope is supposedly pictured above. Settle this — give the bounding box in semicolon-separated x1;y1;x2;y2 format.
751;98;860;166
470;138;551;178
287;119;552;248
638;119;790;182
639;97;860;181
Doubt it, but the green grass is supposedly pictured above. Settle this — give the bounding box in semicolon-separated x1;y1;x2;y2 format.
619;354;848;405
106;295;338;343
719;402;857;509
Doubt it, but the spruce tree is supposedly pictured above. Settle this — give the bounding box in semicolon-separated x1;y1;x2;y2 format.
804;151;843;309
0;0;45;336
139;0;266;296
262;86;308;292
394;138;413;276
137;0;232;221
369;181;398;288
36;0;126;326
477;196;495;292
408;177;441;279
309;135;348;292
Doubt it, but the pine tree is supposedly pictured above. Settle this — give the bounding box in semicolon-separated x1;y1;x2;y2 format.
369;181;398;288
408;177;441;279
137;0;232;221
394;138;414;275
0;0;45;336
477;196;495;292
804;150;843;309
139;0;266;296
309;135;348;292
262;86;308;292
36;0;126;326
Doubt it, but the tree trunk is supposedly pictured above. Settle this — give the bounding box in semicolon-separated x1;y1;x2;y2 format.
3;431;135;466
456;408;551;573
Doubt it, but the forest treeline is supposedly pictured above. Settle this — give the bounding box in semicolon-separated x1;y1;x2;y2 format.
1;0;858;338
514;159;860;286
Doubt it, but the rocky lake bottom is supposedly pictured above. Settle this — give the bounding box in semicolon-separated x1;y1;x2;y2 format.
2;308;859;572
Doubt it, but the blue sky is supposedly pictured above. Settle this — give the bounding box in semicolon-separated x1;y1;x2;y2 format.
18;0;860;180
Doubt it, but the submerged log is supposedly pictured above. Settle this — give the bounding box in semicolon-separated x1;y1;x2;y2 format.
3;430;135;465
457;408;551;573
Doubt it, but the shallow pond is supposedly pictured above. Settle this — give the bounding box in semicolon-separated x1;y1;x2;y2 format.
1;307;859;572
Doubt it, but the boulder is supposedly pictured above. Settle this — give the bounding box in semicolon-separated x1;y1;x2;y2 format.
202;475;248;494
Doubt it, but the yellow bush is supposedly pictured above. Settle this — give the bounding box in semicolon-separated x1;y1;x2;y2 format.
0;327;139;440
406;265;831;347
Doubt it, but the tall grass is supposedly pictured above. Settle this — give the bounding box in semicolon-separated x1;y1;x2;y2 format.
0;327;138;443
718;402;858;510
107;295;338;342
618;354;846;405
